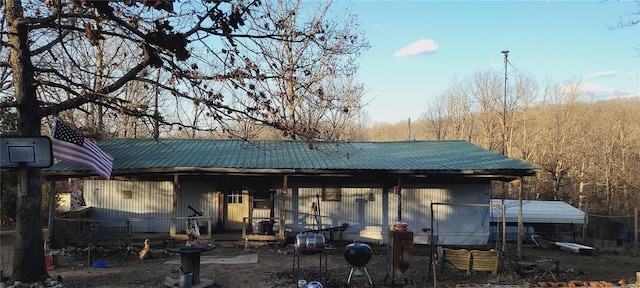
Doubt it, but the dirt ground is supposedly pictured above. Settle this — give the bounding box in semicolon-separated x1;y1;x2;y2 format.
2;234;640;288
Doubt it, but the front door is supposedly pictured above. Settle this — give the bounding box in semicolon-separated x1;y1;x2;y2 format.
225;189;249;230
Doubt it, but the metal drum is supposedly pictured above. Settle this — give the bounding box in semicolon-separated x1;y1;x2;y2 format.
295;232;326;254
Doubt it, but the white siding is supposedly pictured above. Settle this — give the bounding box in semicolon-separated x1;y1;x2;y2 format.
340;186;384;243
283;183;491;245
84;179;491;245
284;184;385;243
295;186;324;230
84;180;173;232
383;184;490;245
427;184;491;245
177;181;220;233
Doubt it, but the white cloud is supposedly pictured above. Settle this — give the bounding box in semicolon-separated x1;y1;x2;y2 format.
578;82;640;99
585;70;617;78
580;82;615;94
394;39;438;57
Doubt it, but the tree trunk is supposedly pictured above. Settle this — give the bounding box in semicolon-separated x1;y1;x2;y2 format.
5;0;49;282
14;169;47;282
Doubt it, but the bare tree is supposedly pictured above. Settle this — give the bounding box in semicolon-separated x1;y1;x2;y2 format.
423;94;450;140
468;70;504;153
585;98;640;214
422;76;474;141
365;121;412;141
532;81;587;200
225;0;369;141
508;71;540;163
613;0;640;27
417;65;640;214
1;0;362;282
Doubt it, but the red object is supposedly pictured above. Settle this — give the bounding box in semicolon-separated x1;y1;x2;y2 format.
393;186;401;195
392;222;408;231
52;119;114;179
45;254;54;270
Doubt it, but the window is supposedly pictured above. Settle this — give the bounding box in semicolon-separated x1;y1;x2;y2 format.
322;185;341;201
253;191;272;209
253;199;271;209
227;190;243;204
122;190;132;199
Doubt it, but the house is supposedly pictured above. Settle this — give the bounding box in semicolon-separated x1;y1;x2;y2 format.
45;139;537;245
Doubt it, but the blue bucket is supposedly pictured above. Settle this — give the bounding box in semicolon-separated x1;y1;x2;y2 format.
92;260;108;268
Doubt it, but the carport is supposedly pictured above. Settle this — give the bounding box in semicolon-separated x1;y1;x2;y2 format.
489;199;586;225
489;199;586;242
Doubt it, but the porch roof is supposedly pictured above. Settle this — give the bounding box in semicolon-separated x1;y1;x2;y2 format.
44;139;537;179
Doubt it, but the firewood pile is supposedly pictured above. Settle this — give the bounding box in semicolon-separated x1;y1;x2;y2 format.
536;280;619;287
455;281;640;287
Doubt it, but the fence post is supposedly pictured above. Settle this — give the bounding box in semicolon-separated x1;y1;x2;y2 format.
634;207;638;257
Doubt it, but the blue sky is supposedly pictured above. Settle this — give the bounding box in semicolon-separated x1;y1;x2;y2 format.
334;1;640;124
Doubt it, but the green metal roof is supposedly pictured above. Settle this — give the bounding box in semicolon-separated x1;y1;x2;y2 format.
45;139;537;177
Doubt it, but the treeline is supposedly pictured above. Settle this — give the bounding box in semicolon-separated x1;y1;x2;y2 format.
365;72;639;216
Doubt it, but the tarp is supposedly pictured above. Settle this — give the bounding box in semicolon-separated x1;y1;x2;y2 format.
489;199;585;224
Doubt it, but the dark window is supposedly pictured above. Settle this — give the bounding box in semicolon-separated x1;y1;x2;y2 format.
322;186;341;201
228;190;243;204
253;191;272;209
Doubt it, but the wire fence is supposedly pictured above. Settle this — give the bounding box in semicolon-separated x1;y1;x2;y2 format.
585;212;638;244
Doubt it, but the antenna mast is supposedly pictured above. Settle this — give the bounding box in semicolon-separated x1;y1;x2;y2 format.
407;118;411;141
501;50;509;156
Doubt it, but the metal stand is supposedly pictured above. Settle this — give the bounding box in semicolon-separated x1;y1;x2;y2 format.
166;245;215;288
384;230;413;286
347;266;373;286
292;249;327;282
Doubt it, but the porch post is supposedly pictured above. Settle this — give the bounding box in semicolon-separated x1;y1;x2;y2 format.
47;179;56;243
517;176;523;259
171;175;178;237
280;175;288;240
397;178;402;222
634;207;638;257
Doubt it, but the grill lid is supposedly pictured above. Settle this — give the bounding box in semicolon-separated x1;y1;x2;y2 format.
344;242;372;267
345;242;372;255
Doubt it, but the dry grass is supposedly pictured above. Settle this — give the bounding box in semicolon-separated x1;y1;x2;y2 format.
515;244;640;283
1;230;639;287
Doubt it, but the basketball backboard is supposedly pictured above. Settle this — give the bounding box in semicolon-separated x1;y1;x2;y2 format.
1;137;53;168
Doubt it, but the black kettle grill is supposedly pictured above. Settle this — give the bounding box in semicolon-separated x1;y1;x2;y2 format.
344;242;374;285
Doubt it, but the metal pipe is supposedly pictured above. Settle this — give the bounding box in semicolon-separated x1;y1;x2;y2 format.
501;50;509;156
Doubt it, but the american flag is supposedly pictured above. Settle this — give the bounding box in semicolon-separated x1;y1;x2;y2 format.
51;119;113;179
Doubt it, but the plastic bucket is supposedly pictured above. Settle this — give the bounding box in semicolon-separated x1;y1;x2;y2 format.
179;272;193;288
